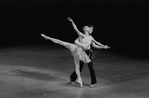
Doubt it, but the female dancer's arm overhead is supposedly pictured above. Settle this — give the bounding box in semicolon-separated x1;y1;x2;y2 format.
67;17;84;37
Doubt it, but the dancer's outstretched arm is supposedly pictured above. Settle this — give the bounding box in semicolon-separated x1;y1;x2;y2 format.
91;36;110;49
41;33;53;40
67;17;84;37
92;42;104;49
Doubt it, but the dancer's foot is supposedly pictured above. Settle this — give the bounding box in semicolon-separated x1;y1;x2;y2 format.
69;78;75;84
76;79;83;88
90;84;96;88
69;81;75;84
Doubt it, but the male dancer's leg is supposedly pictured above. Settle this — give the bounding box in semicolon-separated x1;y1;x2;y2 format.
85;50;97;85
88;61;97;85
70;61;84;82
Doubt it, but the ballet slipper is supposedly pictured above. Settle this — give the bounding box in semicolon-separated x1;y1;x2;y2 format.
76;79;83;88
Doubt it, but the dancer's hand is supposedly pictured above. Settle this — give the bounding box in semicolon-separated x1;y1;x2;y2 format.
67;17;73;22
104;45;110;49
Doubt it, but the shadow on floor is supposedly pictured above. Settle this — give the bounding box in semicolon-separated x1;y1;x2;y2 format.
10;69;57;81
110;71;149;83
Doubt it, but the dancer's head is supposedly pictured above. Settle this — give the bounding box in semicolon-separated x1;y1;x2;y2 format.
83;25;94;35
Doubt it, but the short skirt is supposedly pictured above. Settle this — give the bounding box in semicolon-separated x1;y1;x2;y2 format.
68;44;91;63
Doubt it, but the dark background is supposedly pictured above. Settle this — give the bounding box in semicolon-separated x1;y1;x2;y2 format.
0;0;149;57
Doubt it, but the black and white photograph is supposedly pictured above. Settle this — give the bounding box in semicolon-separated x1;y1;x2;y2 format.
0;0;149;98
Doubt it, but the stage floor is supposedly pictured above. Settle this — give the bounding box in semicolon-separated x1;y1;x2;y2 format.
0;45;149;98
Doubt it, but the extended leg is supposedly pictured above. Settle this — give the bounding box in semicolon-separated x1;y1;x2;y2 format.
42;36;76;50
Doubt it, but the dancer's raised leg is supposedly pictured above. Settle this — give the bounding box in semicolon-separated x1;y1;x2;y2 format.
41;34;76;50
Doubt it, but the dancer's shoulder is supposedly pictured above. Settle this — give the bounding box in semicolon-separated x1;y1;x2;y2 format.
88;35;94;40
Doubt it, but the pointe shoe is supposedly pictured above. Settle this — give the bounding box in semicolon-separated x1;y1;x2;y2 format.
76;79;83;88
